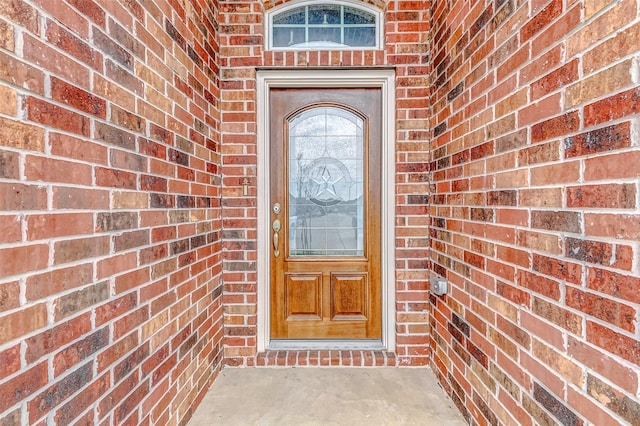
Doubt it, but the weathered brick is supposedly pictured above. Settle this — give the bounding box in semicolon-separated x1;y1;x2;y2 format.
54;282;109;320
95;166;137;189
0;150;19;180
517;230;561;255
0;303;47;346
25;264;92;302
0;19;14;52
53;236;110;264
96;211;138;232
113;306;149;340
520;0;562;43
567;287;635;332
115;381;150;422
45;19;102;70
532;254;581;284
584;150;640;181
531;210;580;234
28;362;93;423
110;105;146;133
53;186;110;210
533;382;584;426
584;87;640;127
0;409;20;426
568;337;638;395
96;252;137;279
532;297;582;335
0;281;20;313
567;0;637;56
531;60;578;100
53;327;109;376
586;321;640;366
567;60;633;108
27;96;90;136
531;111;579;143
566;237;627;268
51;76;106;117
0;50;45;94
0;0;40;34
522;393;558;426
114;342;149;383
0;86;17;122
530;4;581;57
54;373;109;425
115;229;151;252
0;116;45;151
564;122;631;158
93;27;133;69
586;267;640;305
25;313;92;362
0;362;48;413
586;374;640;425
583;21;640;72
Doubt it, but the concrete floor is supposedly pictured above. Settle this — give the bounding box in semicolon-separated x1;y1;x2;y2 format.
189;368;466;425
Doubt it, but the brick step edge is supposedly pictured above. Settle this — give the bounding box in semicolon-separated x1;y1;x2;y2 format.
249;350;398;367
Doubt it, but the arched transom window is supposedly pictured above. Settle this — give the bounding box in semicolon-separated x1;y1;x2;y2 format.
266;1;382;50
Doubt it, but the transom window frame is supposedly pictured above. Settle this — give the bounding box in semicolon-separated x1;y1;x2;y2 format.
265;0;384;51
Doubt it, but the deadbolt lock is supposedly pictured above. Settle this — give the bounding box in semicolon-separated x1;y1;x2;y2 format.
273;203;281;214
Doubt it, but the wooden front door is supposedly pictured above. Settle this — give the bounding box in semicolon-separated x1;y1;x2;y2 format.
270;88;382;340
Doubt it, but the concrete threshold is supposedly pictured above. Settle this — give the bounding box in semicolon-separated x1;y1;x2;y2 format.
189;367;466;425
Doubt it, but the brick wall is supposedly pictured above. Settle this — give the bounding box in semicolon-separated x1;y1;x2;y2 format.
0;0;223;424
428;0;640;424
3;0;639;423
218;0;434;366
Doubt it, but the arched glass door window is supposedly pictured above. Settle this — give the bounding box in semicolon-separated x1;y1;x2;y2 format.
267;1;382;50
288;106;365;256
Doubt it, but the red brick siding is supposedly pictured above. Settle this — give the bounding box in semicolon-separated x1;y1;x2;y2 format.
2;0;638;423
219;0;433;367
0;0;223;424
429;0;640;424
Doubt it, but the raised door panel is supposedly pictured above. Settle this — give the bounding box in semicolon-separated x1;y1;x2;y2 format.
330;273;368;320
285;273;322;320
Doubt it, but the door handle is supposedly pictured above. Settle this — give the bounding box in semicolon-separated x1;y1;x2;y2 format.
272;219;281;258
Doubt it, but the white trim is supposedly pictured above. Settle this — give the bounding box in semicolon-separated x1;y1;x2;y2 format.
264;0;384;51
256;69;396;352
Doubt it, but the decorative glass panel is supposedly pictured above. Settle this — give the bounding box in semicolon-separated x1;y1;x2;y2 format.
344;6;375;25
288;107;365;257
308;4;340;24
272;8;306;25
270;3;378;49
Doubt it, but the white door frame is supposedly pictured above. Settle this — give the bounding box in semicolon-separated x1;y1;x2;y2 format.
256;68;396;352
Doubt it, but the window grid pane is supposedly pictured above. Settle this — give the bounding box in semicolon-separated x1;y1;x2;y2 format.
271;4;377;48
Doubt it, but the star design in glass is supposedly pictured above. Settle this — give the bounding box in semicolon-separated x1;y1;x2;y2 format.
311;166;343;201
